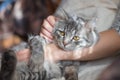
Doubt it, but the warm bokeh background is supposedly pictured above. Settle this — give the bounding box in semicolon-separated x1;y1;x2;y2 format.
0;0;61;52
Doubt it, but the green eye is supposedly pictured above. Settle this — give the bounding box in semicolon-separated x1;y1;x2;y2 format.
60;31;65;36
73;36;80;41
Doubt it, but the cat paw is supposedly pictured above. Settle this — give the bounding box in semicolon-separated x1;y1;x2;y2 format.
28;35;45;72
28;35;46;51
1;50;17;71
0;50;17;80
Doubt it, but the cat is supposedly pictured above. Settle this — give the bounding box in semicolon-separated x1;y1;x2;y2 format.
53;9;99;51
0;9;99;80
52;9;99;80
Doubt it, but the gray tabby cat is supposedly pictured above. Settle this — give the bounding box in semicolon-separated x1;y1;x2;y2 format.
52;10;99;80
53;11;99;51
0;10;99;80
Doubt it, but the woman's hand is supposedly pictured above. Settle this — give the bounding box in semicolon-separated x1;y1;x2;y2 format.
40;15;73;62
40;15;57;42
44;43;73;62
40;15;65;62
16;49;30;62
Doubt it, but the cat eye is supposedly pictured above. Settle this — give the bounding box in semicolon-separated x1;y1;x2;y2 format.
60;31;65;36
73;36;80;41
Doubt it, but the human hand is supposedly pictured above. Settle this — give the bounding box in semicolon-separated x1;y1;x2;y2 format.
16;49;30;62
40;15;58;42
44;43;74;63
44;43;89;63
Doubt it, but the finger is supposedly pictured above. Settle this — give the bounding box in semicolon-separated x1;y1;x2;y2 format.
17;49;30;55
47;15;56;26
19;56;30;62
41;27;53;39
42;19;53;33
17;49;30;61
40;33;53;42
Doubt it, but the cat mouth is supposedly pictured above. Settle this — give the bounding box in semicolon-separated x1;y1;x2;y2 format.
64;47;75;51
57;42;75;51
64;45;76;51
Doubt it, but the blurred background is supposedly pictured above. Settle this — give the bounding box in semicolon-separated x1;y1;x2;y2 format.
0;0;61;52
0;0;120;80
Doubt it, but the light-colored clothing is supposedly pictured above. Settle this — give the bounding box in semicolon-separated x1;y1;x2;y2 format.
111;4;120;35
55;0;120;80
55;0;120;32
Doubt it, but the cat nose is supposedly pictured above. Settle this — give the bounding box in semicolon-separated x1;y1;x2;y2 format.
63;41;68;46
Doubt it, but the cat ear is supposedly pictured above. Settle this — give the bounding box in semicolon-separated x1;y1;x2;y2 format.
76;17;86;26
53;19;65;30
85;17;97;30
55;8;70;20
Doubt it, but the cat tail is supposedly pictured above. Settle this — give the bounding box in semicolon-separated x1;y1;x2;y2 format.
0;50;17;80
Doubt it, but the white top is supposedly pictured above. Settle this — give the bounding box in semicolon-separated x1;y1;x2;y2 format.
55;0;120;32
54;1;120;80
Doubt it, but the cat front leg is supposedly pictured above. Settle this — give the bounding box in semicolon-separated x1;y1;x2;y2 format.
28;35;45;75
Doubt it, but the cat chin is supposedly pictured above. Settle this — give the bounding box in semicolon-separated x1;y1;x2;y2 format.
63;45;86;51
62;47;76;51
58;44;76;51
57;44;71;51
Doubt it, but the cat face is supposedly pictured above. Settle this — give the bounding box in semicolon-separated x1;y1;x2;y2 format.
53;15;98;51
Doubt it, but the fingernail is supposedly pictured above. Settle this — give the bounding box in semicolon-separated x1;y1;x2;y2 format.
47;16;56;26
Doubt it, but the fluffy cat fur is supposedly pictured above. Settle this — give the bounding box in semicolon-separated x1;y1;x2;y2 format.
53;11;99;51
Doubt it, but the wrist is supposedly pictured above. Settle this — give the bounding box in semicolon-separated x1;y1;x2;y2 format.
57;50;74;61
45;44;74;61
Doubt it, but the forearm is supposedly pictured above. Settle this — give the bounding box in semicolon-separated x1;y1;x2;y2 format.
70;29;120;61
51;29;120;61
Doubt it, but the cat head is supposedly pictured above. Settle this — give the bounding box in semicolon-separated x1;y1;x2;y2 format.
53;10;98;51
